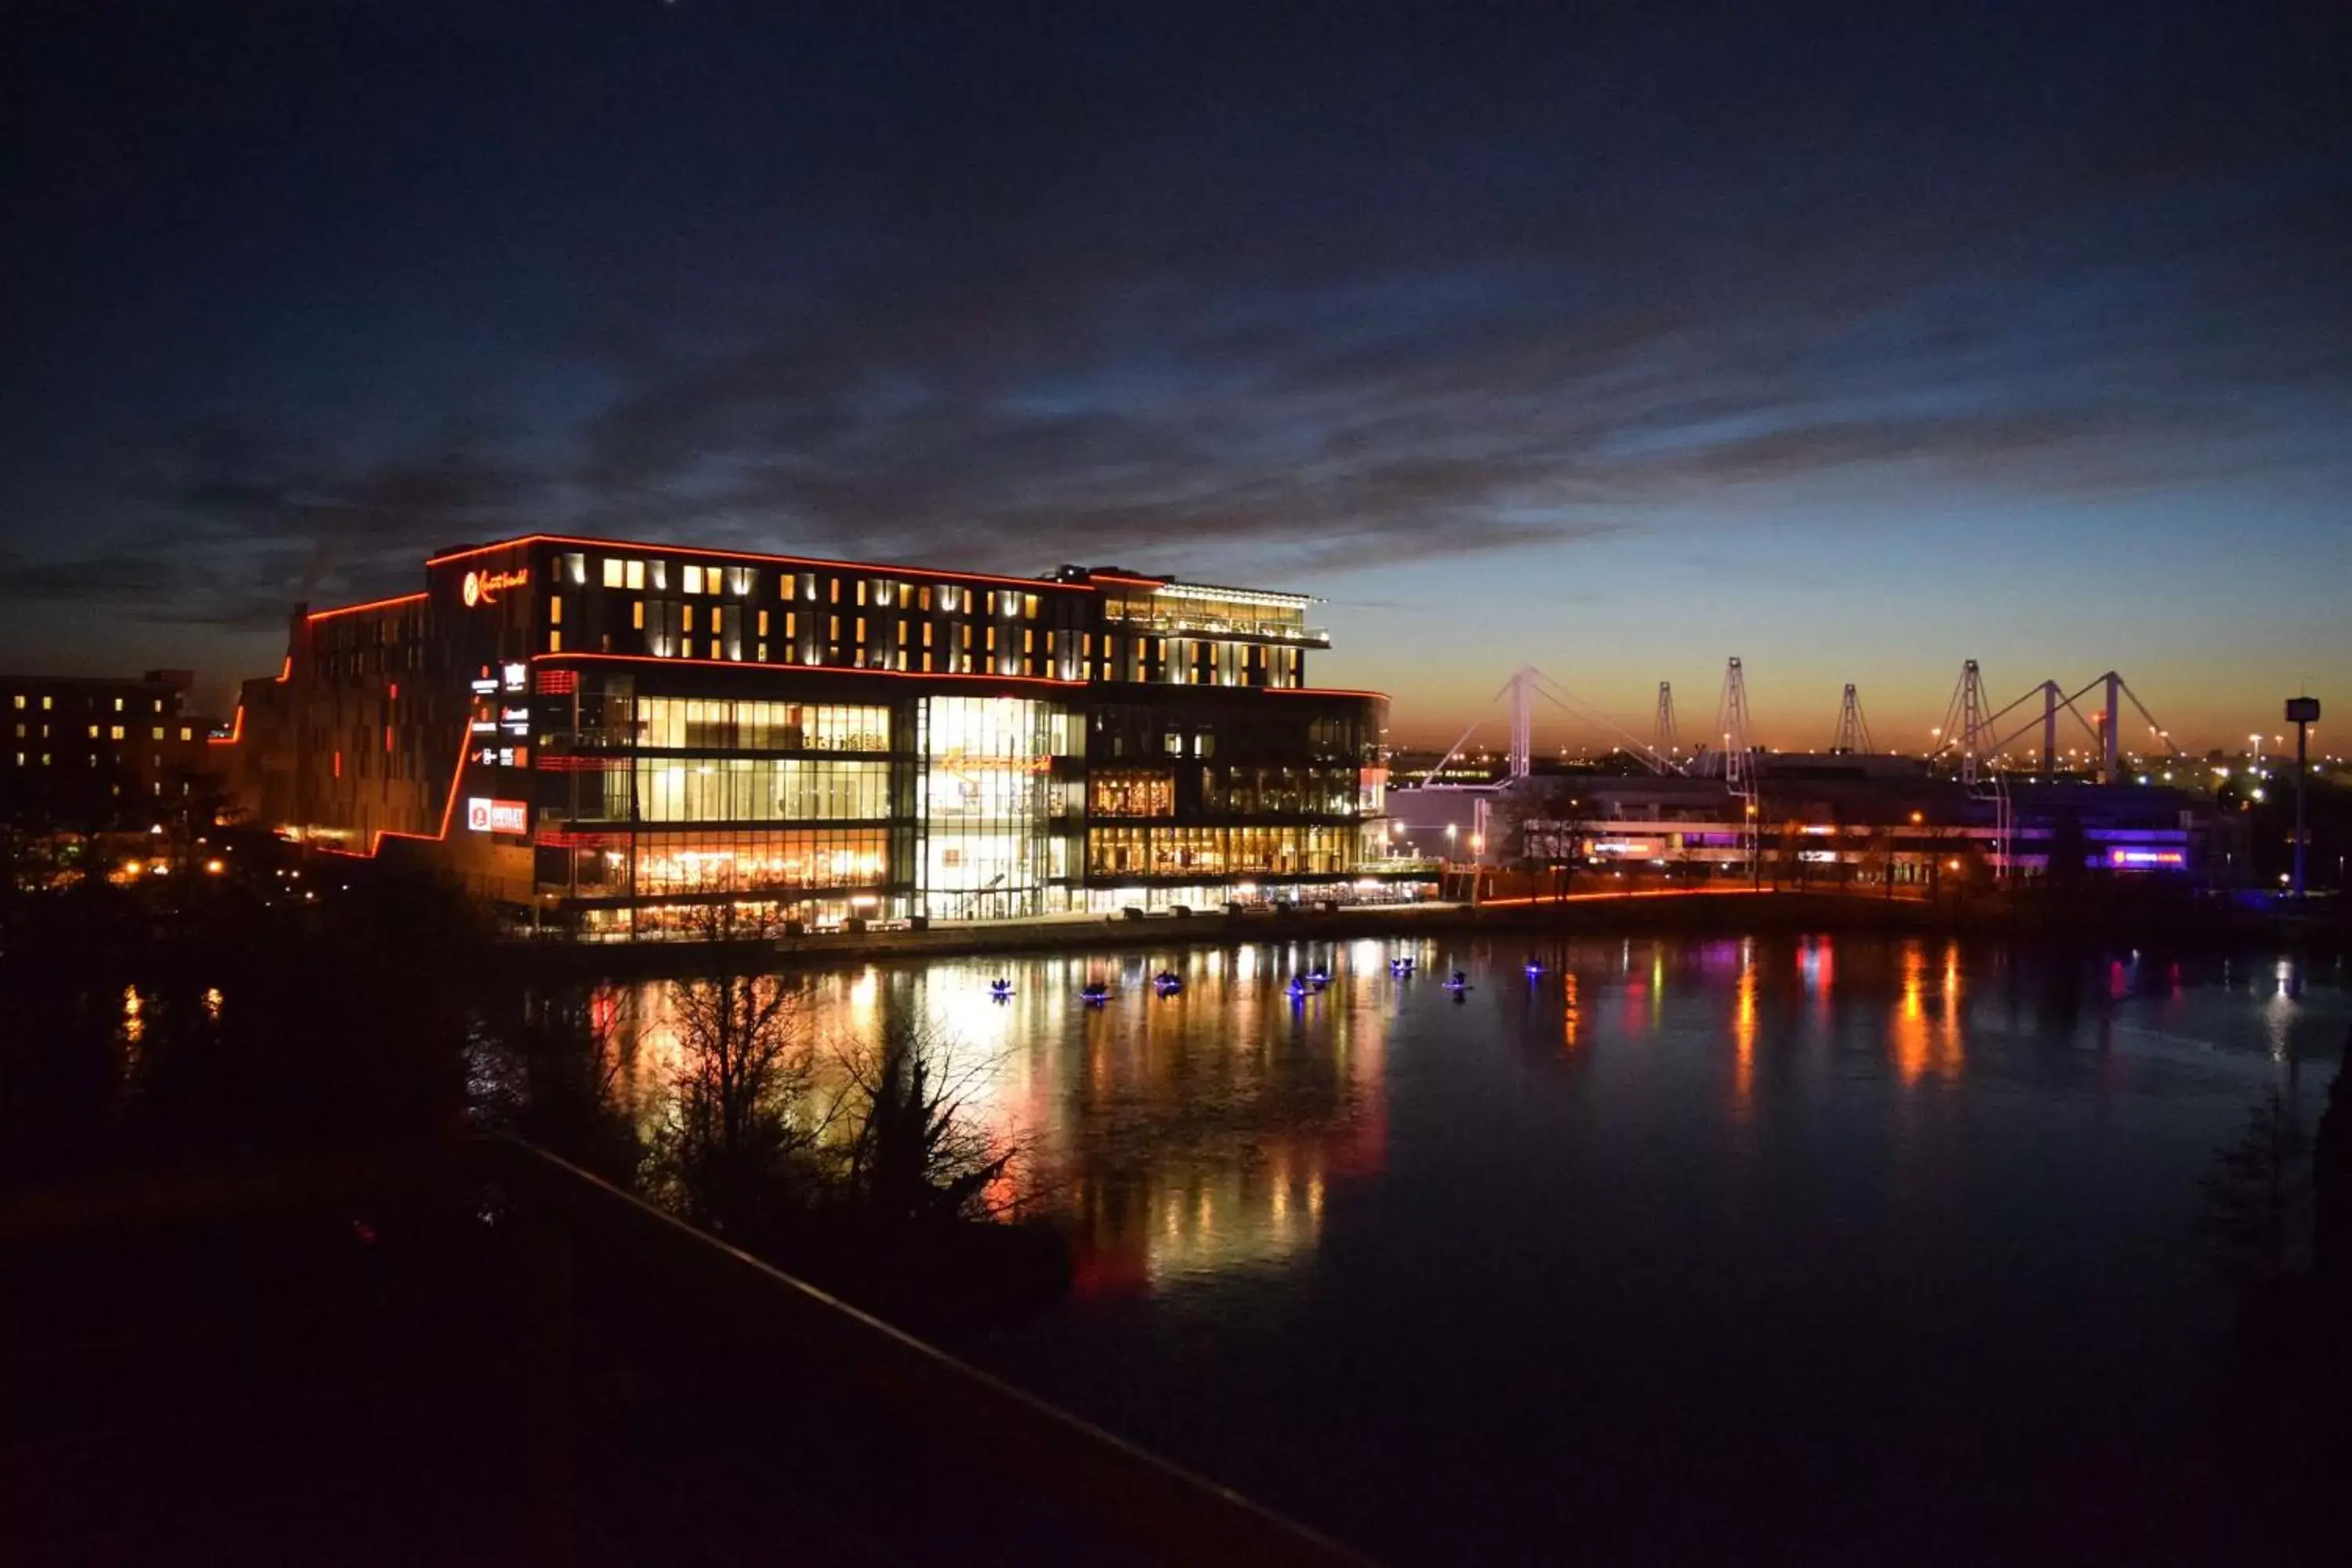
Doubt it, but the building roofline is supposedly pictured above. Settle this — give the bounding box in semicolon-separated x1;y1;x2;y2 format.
306;593;428;622
423;533;1098;592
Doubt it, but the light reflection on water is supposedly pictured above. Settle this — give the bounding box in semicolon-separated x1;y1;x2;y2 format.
586;933;2349;1559
596;935;2350;1301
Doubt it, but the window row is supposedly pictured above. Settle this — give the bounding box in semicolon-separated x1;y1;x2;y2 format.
615;759;893;823
586;554;1063;619
1085;825;1359;877
613;829;891;895
9;693;175;714
635;698;890;752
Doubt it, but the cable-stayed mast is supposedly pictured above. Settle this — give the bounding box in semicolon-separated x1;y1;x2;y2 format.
1715;658;1754;792
1831;684;1873;754
1654;682;1680;764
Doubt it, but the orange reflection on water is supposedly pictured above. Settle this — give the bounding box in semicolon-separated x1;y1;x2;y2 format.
1891;940;1965;1084
1733;958;1757;1108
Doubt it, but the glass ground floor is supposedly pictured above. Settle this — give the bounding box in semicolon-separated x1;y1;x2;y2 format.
554;869;1432;938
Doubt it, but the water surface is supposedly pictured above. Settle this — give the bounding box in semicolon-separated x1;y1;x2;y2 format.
618;935;2347;1562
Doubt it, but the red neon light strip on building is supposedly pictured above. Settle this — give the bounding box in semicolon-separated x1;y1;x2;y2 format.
304;592;428;622
425;533;1097;593
318;728;473;858
529;652;1089;688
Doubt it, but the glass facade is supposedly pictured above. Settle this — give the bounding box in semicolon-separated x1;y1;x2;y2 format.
624;828;888;895
636;697;888;752
915;695;1079;922
1086;824;1357;877
628;757;891;822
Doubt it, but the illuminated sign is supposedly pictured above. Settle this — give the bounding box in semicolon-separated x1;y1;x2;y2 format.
464;797;529;835
461;568;529;607
935;749;1051;774
1592;839;1661;856
470;677;499;695
1798;850;1841;863
502;662;528;692
2108;848;2185;868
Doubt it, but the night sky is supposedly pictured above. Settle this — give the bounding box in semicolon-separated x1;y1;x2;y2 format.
5;2;2347;748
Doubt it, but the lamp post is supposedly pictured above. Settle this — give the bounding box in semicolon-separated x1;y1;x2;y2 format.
2287;697;2320;900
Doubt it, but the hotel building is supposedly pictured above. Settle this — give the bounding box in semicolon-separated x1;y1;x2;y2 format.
223;536;1399;934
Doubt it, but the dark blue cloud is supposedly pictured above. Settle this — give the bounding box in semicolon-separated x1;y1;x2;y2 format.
2;1;2347;722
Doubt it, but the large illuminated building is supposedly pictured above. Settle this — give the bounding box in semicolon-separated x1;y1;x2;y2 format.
223;536;1397;934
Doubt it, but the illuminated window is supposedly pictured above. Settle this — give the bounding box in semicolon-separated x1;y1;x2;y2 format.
986;590;998;616
683;604;695;632
785;612;796;638
87;724;98;739
711;607;724;633
854;617;866;644
41;696;52;710
757;610;769;636
625;560;644;590
922;651;934;672
151;726;164;740
649;561;668;590
710;639;721;659
829;579;840;603
829;615;840;640
922;622;933;646
1024;593;1039;618
633;601;645;630
1023;629;1034;653
604;558;624;588
918;586;932;611
728;566;754;595
154;699;164;713
550;593;563;625
550;630;563;652
757;642;768;662
855;579;867;606
113;697;123;712
985;626;996;651
683;564;703;594
897;648;908;670
180;727;191;741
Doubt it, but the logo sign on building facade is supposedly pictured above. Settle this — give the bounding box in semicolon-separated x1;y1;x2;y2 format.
465;797;529;835
461;568;529;608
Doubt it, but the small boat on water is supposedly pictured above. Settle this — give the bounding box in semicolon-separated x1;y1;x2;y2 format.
1152;971;1184;995
989;978;1014;1000
1443;971;1472;993
1389;956;1417;975
1080;982;1112;1005
1287;976;1313;1001
1306;967;1332;987
1524;959;1546;978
